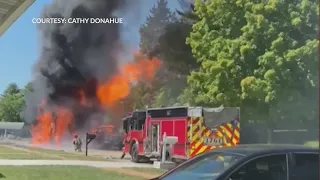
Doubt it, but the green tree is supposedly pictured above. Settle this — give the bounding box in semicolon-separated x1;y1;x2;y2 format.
140;1;201;107
138;0;181;108
3;83;20;95
139;0;176;56
0;83;27;122
128;82;154;109
157;20;198;75
0;92;24;122
184;0;318;128
151;19;198;107
23;82;33;93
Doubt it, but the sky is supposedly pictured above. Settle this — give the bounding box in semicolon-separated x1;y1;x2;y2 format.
0;0;179;93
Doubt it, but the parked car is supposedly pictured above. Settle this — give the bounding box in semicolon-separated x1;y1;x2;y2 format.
151;144;319;180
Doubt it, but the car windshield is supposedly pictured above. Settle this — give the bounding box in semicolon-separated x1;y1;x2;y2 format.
160;152;244;180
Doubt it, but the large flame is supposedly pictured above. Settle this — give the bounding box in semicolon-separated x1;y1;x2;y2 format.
31;53;161;145
31;105;74;146
97;54;161;107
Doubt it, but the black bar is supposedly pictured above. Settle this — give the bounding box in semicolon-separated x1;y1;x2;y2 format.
85;132;96;156
148;107;188;118
85;133;88;156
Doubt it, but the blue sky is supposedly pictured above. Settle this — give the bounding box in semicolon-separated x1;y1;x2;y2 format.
0;0;179;93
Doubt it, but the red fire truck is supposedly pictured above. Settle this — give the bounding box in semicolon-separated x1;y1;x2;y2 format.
122;106;240;163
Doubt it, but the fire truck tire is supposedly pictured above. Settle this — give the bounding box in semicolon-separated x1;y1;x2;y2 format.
130;144;141;163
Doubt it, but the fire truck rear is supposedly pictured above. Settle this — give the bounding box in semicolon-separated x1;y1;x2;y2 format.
122;106;240;163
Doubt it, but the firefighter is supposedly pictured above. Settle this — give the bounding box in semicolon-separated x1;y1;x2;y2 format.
73;134;82;152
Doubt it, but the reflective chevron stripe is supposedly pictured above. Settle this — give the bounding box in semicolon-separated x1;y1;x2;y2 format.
187;116;240;158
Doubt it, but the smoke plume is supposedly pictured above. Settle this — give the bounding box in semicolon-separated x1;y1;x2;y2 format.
22;0;141;133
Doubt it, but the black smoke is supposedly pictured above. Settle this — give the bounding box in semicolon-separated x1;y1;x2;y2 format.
22;0;139;134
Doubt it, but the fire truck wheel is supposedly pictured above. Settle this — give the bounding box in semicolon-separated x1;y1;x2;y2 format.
130;144;140;163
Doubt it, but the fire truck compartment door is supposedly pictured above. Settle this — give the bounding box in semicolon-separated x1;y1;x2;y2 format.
187;107;202;117
202;107;239;128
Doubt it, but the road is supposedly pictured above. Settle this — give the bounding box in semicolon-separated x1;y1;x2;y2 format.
0;159;153;168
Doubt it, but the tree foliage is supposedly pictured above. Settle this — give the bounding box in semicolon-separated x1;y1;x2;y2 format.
136;0;193;108
0;93;24;122
137;1;201;107
127;81;157;109
0;83;25;122
23;82;33;94
152;17;198;107
3;83;20;95
157;20;198;75
183;0;318;127
139;0;176;56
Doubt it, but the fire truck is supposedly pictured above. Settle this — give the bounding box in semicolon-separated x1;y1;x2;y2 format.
122;106;240;163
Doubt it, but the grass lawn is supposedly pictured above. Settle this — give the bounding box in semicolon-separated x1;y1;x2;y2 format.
125;167;166;175
0;166;143;180
23;146;108;161
104;167;166;179
304;141;319;148
0;146;52;160
0;145;106;161
0;145;167;179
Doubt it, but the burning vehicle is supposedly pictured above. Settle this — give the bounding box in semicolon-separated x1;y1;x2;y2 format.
90;124;123;150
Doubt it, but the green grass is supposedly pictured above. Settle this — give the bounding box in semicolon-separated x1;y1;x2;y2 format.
0;166;142;180
0;153;54;160
0;146;55;160
0;146;106;161
125;167;166;176
0;146;27;153
23;147;71;154
304;141;319;148
23;146;107;161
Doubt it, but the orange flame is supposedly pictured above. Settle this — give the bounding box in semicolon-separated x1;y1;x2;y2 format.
96;54;161;107
53;108;73;145
31;106;73;146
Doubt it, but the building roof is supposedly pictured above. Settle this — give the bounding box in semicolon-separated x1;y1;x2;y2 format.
0;122;24;130
0;0;35;36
